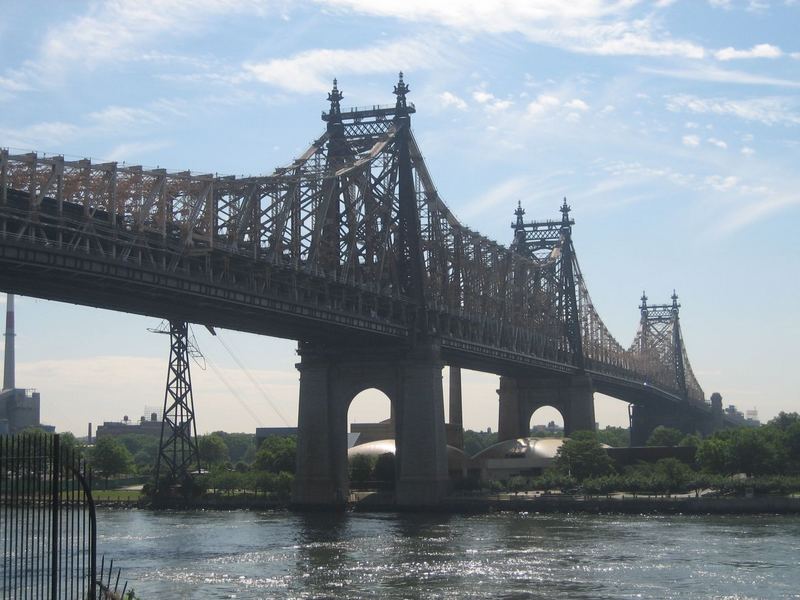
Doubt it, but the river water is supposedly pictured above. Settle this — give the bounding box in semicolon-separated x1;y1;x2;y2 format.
96;509;800;599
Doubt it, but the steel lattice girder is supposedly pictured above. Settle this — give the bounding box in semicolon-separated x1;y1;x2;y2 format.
0;94;707;406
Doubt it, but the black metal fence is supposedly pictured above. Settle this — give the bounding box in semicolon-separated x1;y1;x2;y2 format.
1;433;97;599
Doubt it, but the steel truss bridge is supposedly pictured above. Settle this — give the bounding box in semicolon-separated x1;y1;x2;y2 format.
0;75;743;504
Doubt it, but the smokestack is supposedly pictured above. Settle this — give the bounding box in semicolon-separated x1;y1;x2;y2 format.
3;294;14;391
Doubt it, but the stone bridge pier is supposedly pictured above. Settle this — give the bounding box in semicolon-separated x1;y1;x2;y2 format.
629;392;725;446
292;340;449;508
497;374;595;441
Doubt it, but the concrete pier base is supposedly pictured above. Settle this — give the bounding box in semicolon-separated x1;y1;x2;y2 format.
292;341;449;508
498;374;595;441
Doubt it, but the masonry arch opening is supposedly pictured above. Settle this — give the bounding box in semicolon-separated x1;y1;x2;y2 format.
529;406;564;438
347;388;395;491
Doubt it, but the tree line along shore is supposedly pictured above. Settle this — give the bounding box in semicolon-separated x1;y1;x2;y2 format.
8;411;800;509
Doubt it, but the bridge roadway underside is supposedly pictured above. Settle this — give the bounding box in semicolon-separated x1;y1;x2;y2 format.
0;238;408;345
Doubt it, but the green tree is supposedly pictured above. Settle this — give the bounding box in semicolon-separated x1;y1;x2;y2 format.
91;437;133;487
215;432;256;464
253;436;296;474
373;453;396;484
679;433;702;447
198;433;229;466
646;426;683;447
555;431;614;482
726;428;781;476
768;412;800;431
349;454;376;485
653;458;693;493
116;434;159;474
596;426;630;448
785;421;800;472
463;430;498;457
696;436;729;473
208;468;243;495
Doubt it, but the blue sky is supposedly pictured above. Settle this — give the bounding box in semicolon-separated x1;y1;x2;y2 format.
1;0;798;435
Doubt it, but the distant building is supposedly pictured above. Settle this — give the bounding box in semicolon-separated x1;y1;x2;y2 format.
0;388;41;433
530;420;563;435
95;411;162;438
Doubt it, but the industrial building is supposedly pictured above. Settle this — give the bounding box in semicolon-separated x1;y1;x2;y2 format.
0;294;45;434
94;411;163;439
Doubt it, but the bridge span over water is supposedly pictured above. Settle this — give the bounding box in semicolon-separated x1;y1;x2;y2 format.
0;75;741;505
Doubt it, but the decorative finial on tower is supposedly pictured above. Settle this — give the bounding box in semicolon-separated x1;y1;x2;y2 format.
394;71;410;112
560;197;571;222
327;78;343;118
514;200;525;228
671;290;680;310
640;291;648;312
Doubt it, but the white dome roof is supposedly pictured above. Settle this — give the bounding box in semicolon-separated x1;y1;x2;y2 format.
473;437;565;462
348;439;468;469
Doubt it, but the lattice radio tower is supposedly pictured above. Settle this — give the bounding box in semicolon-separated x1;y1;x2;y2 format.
152;321;202;494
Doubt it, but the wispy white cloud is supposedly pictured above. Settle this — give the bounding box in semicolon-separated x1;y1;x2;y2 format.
707;137;728;149
715;193;800;235
439;91;468;110
740;146;755;155
682;134;700;147
0;75;30;92
666;94;800;125
315;0;707;59
641;65;800;88
1;97;193;154
527;94;561;118
565;98;590;111
88;106;162;129
460;176;532;219
105;140;172;162
597;157;800;237
0;121;79;149
714;43;783;60
8;0;273;87
472;88;514;113
705;174;739;191
242;38;447;93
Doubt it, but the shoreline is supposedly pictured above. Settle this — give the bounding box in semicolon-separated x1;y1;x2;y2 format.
95;494;800;515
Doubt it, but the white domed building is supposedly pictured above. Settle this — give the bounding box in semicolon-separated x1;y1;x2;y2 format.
470;437;566;481
347;439;469;480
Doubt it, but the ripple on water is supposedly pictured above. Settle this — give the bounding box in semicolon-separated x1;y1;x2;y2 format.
95;510;800;599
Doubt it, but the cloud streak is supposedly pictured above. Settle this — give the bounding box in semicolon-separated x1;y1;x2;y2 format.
7;0;273;87
315;0;707;59
666;94;800;126
714;43;783;60
641;65;800;88
242;38;448;93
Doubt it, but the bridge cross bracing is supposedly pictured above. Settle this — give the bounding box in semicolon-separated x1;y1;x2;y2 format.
0;75;708;413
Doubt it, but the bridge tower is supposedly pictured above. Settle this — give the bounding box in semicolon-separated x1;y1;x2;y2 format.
292;76;449;508
154;321;201;495
498;200;595;440
629;292;699;445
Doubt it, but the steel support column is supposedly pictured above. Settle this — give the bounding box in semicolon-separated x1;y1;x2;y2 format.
154;321;201;494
